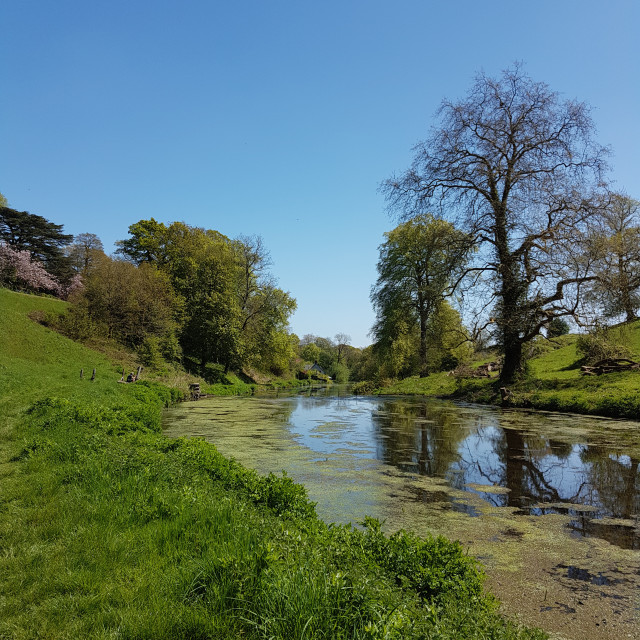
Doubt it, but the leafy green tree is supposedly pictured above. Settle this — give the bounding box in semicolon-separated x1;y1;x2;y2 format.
350;345;380;382
371;214;472;376
238;284;297;373
117;220;238;371
115;218;169;264
298;334;362;381
169;229;242;373
371;302;469;378
232;234;297;372
300;341;321;364
547;318;570;338
383;65;608;382
317;338;338;372
372;310;419;379
254;324;298;376
116;219;297;375
73;256;180;351
298;335;334;372
330;362;350;383
425;301;474;371
341;343;363;373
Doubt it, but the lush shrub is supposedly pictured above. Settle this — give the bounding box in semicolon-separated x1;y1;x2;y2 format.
330;362;350;383
203;380;256;396
576;326;631;364
59;299;102;340
547;318;570;337
357;517;486;607
138;335;165;369
202;362;233;384
352;380;376;395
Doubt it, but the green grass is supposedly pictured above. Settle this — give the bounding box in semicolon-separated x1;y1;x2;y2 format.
202;372;257;396
0;288;546;639
0;289;128;424
201;373;312;396
373;372;458;397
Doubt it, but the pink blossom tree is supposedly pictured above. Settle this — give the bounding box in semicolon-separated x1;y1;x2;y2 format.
0;242;61;294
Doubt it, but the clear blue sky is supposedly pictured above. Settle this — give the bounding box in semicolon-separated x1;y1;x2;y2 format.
2;0;638;347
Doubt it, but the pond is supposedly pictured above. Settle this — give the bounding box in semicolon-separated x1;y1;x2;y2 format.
163;389;640;640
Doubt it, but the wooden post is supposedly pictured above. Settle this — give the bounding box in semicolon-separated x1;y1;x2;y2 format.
80;369;83;379
91;368;96;381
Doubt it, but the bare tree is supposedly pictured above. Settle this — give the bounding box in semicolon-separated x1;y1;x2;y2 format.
382;64;608;382
585;194;640;323
334;333;351;365
66;232;105;274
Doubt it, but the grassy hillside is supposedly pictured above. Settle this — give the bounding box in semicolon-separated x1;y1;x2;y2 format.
0;288;545;640
0;289;120;418
377;324;640;419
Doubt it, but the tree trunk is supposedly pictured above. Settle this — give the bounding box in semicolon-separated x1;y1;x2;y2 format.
623;291;636;323
501;337;523;384
498;262;525;383
493;202;526;384
419;309;428;377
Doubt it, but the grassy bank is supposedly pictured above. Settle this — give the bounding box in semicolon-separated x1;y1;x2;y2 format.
201;374;315;397
368;326;640;419
0;288;545;639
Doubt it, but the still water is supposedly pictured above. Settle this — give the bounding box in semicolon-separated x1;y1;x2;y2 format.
163;389;640;639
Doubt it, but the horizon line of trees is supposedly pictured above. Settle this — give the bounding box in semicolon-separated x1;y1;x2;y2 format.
1;196;369;382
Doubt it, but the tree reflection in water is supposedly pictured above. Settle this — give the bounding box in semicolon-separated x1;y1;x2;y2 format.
371;400;639;549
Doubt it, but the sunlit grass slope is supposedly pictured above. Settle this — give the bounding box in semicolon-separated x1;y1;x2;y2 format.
0;288;127;424
377;372;457;397
0;288;545;639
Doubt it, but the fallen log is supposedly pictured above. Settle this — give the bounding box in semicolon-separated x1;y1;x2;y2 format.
580;357;640;375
